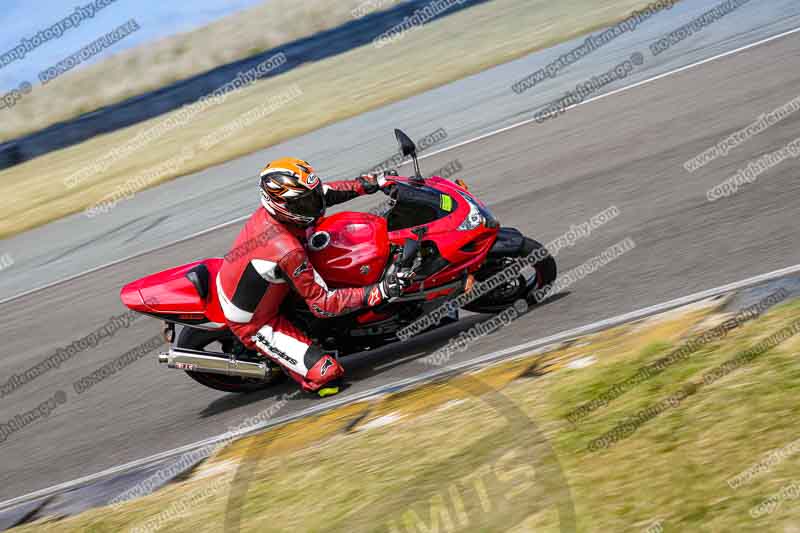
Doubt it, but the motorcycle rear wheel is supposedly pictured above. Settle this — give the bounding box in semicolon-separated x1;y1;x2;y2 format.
177;327;283;393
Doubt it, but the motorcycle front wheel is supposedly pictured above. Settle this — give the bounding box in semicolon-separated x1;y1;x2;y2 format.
463;237;557;314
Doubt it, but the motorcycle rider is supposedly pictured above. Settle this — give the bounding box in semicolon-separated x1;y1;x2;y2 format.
217;158;413;397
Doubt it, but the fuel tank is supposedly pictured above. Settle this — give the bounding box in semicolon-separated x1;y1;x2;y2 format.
307;212;390;287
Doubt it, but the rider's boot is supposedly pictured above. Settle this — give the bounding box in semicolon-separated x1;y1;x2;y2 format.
300;353;344;397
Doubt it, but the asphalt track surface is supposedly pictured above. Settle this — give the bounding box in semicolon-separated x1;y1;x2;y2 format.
3;10;800;508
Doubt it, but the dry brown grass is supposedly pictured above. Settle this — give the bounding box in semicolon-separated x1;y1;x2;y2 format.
0;0;388;142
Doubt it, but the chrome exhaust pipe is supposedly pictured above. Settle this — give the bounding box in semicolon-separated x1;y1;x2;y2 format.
158;347;268;380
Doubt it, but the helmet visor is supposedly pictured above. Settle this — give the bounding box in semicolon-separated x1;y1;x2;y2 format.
286;186;326;224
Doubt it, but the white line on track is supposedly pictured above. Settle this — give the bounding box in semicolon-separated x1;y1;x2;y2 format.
1;261;799;513
419;25;800;163
374;351;427;370
2;25;800;307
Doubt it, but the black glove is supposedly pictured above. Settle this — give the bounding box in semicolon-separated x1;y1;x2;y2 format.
357;173;392;195
367;263;415;305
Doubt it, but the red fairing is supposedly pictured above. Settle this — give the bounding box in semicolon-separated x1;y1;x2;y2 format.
308;212;390;287
387;177;498;288
120;258;226;327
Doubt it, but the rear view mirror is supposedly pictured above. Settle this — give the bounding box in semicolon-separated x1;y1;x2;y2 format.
394;128;424;183
394;129;417;157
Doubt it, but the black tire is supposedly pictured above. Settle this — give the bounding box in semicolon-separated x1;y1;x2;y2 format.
177;327;281;394
525;238;557;304
463;238;557;314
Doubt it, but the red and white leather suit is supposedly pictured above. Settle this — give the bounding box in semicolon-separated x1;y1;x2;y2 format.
217;179;385;392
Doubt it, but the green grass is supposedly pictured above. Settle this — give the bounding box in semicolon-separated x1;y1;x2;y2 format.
548;300;800;531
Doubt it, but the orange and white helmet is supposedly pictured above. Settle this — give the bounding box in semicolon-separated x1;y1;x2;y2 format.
259;157;325;227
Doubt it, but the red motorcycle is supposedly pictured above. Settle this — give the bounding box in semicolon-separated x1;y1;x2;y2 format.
120;130;556;393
